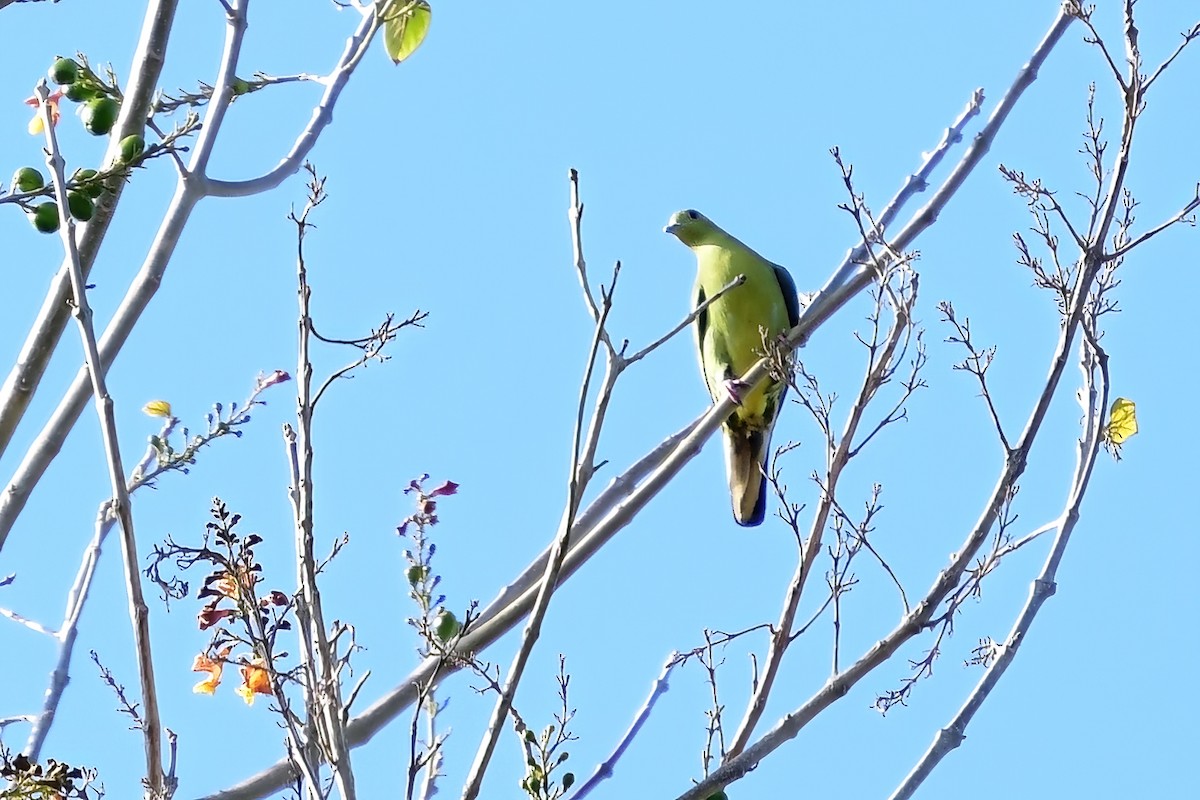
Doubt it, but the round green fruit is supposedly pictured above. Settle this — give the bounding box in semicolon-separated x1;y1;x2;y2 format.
50;57;79;86
118;134;145;163
13;167;45;193
82;97;119;136
67;191;94;222
31;202;60;234
64;81;99;103
434;610;461;642
71;168;105;198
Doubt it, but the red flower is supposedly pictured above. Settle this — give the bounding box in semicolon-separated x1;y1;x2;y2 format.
197;603;236;631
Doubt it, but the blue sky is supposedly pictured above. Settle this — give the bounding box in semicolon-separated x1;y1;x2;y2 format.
1;2;1197;799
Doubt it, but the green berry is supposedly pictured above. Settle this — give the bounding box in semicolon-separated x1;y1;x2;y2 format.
13;167;45;193
67;191;94;222
118;134;145;163
31;202;60;234
434;610;461;642
64;81;99;103
81;97;119;136
406;565;428;586
50;57;80;86
71;168;105;198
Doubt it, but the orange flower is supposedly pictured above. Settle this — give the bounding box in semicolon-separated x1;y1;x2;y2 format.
235;657;272;705
214;572;241;600
25;90;64;135
209;565;258;603
191;645;233;695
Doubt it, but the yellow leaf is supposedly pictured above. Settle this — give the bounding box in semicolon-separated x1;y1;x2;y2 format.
143;399;172;418
382;0;432;64
1105;397;1138;445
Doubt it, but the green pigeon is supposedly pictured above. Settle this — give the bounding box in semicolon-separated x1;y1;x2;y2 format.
665;209;800;526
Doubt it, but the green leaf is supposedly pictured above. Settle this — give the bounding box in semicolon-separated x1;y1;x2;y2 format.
383;0;432;64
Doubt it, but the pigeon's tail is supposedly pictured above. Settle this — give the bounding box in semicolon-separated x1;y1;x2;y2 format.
723;423;770;527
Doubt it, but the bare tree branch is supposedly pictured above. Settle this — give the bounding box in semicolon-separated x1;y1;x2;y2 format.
1107;183;1200;258
890;294;1112;800
34;79;167;797
1144;20;1200;89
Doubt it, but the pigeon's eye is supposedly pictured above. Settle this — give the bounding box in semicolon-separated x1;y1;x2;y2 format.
687;210;698;220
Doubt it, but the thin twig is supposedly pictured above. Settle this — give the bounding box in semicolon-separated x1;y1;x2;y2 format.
459;248;618;800
1106;183;1200;258
889;306;1111;800
623;276;745;367
1144;21;1200;90
35;80;166;797
287;168;357;799
566;655;680;799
